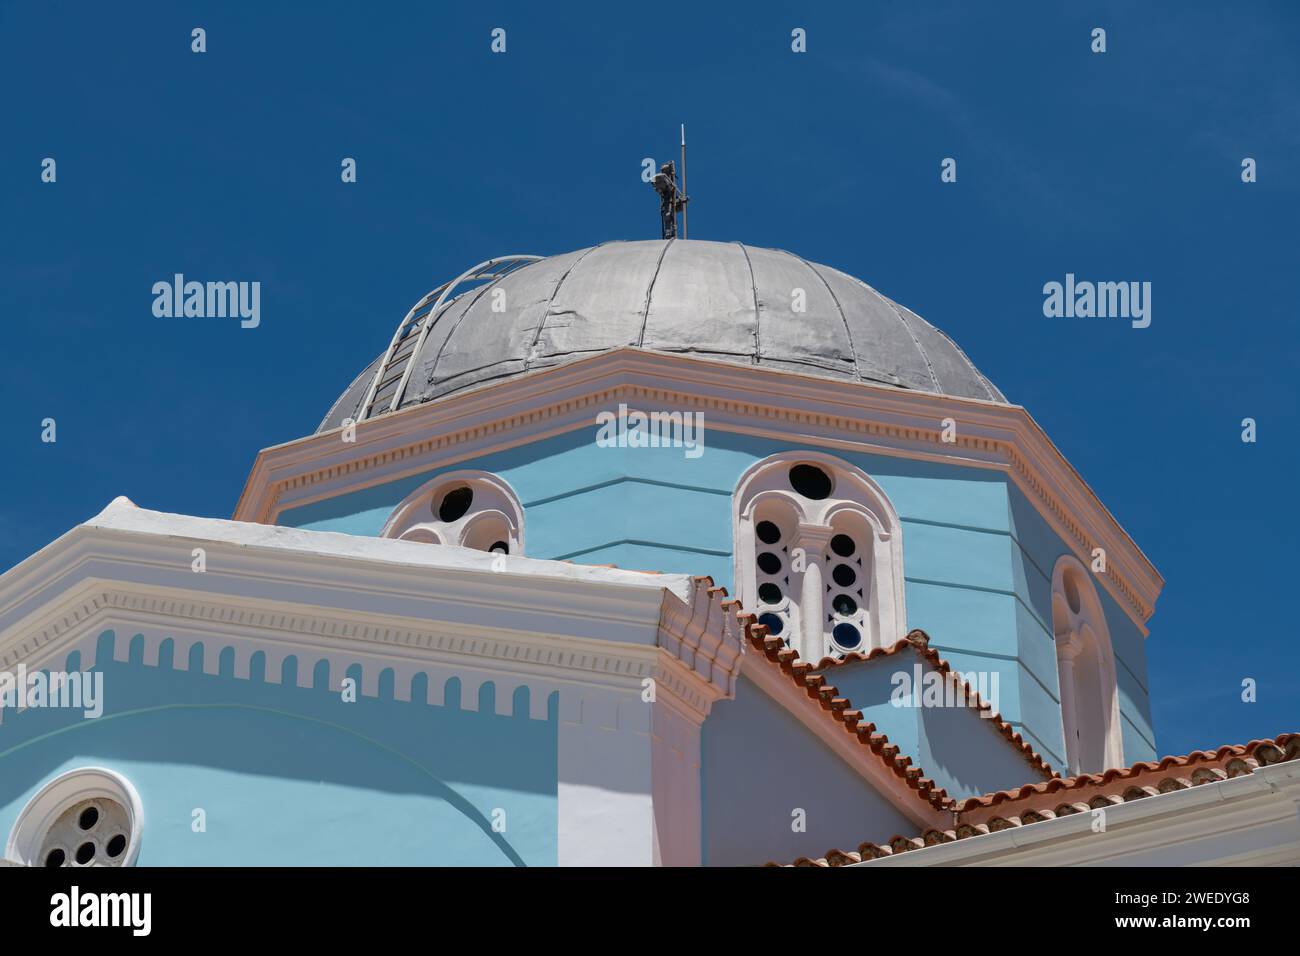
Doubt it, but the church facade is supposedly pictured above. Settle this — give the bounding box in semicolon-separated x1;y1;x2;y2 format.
1;240;1296;867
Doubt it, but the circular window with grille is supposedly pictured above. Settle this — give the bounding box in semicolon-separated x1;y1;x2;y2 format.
382;471;525;557
5;768;142;868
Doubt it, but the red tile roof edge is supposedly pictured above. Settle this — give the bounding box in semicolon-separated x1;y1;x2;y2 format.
955;733;1300;812
807;629;1058;780
768;732;1300;867
699;578;956;814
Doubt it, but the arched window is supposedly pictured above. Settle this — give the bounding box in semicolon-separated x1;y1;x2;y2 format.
1052;555;1123;774
382;471;524;556
734;452;905;663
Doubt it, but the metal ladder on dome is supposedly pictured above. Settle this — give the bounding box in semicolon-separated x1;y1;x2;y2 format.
355;255;542;422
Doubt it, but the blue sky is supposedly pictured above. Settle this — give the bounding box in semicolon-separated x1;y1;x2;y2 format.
1;1;1296;757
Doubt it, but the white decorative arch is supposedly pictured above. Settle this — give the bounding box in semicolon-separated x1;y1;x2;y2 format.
382;471;524;556
734;451;906;662
1052;554;1124;775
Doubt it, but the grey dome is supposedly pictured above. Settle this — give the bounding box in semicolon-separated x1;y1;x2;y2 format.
319;239;1004;432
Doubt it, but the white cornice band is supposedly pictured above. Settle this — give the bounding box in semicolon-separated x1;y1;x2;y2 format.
233;350;1162;634
0;500;740;722
0;499;962;819
856;760;1300;867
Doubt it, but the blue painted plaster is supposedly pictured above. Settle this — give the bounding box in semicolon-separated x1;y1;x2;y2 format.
701;674;917;865
815;652;1048;800
1007;487;1156;762
0;632;558;866
277;426;1156;771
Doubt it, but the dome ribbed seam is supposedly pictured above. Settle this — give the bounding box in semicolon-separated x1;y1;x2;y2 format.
637;239;675;349
421;279;509;399
734;241;762;365
850;275;941;393
524;243;607;371
796;254;863;381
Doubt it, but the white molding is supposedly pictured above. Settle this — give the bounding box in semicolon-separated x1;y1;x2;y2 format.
0;500;693;671
1052;554;1124;774
5;767;144;867
856;760;1300;867
656;576;744;700
733;451;907;658
232;349;1162;634
0;502;742;726
380;469;525;555
0;504;745;869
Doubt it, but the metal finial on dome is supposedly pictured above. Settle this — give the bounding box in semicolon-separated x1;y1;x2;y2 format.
650;125;690;239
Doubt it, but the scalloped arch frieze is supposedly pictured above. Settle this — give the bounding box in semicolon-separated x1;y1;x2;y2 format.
0;584;736;729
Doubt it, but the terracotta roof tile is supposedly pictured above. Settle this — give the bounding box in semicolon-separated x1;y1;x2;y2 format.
695;581;1298;868
769;732;1300;867
809;629;1057;780
707;581;956;813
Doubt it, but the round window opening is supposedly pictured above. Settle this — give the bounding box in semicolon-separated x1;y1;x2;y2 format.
758;582;783;605
437;486;475;523
830;534;856;557
43;798;132;867
831;563;857;588
756;552;783;575
788;464;833;500
832;623;862;649
756;520;783;545
757;612;785;636
6;768;142;868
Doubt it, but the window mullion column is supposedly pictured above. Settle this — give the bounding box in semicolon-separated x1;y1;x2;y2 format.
792;523;834;664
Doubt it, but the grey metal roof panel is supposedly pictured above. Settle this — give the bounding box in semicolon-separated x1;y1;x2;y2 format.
535;241;653;357
890;299;998;402
318;354;381;432
643;239;758;359
421;250;586;400
810;264;937;393
318;239;1006;433
745;244;856;378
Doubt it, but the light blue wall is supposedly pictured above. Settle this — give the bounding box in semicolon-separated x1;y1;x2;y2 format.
1008;489;1156;763
816;655;1050;800
701;674;917;865
278;426;1157;770
0;632;558;866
